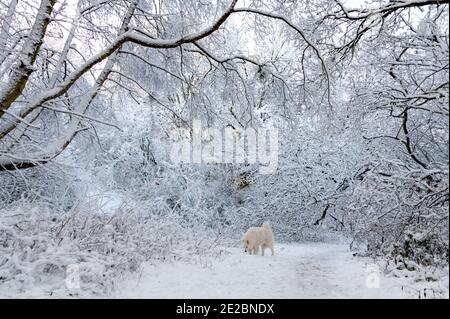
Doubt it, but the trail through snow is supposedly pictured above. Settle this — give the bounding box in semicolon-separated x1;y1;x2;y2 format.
117;243;424;298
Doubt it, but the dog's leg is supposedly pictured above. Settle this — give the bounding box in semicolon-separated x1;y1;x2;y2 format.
261;244;265;256
270;244;274;256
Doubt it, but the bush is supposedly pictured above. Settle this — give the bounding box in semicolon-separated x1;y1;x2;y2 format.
0;198;223;298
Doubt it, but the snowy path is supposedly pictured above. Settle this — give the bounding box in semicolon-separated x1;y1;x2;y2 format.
117;243;417;298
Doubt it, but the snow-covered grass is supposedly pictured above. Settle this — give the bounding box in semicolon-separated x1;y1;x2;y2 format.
116;243;449;299
0;201;223;298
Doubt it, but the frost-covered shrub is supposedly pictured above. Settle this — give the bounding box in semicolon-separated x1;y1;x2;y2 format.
0;198;223;298
390;232;449;267
0;166;79;211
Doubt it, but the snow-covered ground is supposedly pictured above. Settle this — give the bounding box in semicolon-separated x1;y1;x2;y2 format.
116;243;449;299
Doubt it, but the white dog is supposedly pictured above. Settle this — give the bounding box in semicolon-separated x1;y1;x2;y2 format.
242;221;274;256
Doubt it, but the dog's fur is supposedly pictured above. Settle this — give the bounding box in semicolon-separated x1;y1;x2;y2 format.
242;222;274;256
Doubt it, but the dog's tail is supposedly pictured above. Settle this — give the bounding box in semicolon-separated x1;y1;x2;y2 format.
262;221;272;232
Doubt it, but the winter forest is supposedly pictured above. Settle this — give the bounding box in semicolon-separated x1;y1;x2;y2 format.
0;0;448;299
